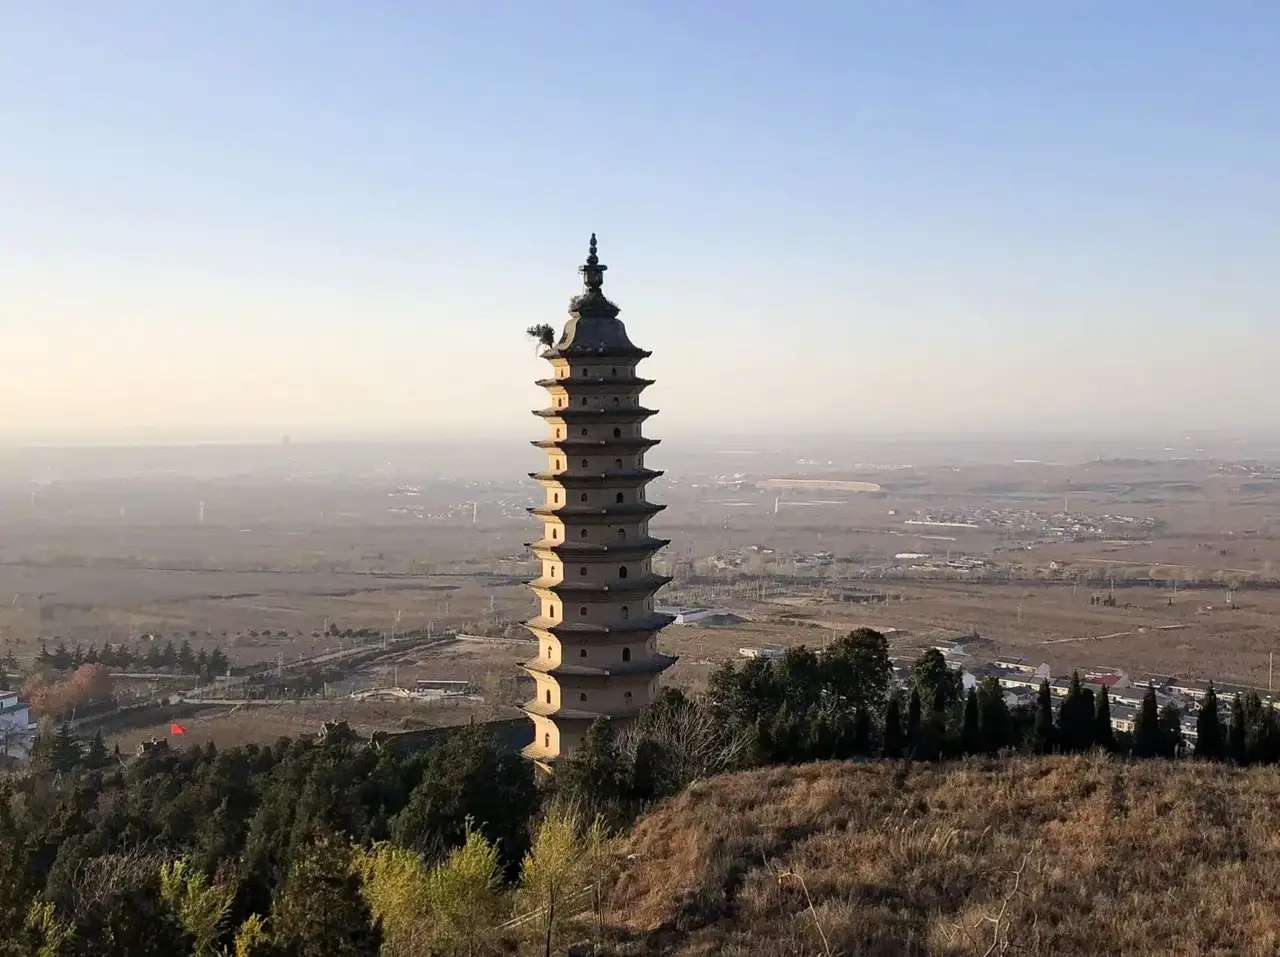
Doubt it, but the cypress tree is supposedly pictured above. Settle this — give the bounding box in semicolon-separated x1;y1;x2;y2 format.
977;676;1010;754
1033;679;1054;754
1228;695;1246;762
906;688;921;745
1195;683;1224;760
852;707;871;756
1134;685;1161;758
1093;684;1115;752
1158;703;1183;758
961;688;981;754
882;695;904;758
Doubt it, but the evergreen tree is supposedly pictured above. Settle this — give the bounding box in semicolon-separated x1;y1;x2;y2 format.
961;688;981;754
852;706;871;756
1093;684;1115;752
271;831;381;956
1134;685;1162;758
882;694;904;759
209;648;230;677
906;688;922;745
1159;703;1183;758
84;730;110;770
1033;679;1055;754
1058;671;1097;753
911;649;962;710
160;640;179;669
1229;694;1247;763
977;676;1010;754
1195;683;1224;760
177;640;197;675
45;723;80;773
555;719;629;818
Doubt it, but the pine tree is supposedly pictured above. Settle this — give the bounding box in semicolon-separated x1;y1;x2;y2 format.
271;831;381;956
1195;683;1224;760
1033;679;1054;754
1159;703;1183;758
85;730;110;770
852;706;871;756
1093;684;1115;752
1134;685;1162;758
882;694;904;758
1229;694;1247;763
961;688;981;754
47;722;80;773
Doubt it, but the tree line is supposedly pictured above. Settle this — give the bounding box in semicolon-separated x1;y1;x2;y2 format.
37;640;232;679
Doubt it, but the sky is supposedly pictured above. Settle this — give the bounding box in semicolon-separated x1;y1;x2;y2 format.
2;2;1278;445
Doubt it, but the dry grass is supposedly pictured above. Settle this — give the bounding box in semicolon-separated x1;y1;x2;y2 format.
607;756;1280;956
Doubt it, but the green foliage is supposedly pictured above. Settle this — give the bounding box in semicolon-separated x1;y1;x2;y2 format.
1133;686;1162;758
1093;684;1115;752
518;805;590;957
910;650;962;711
961;689;981;755
270;832;381;956
1033;679;1054;754
424;823;504;956
881;694;904;758
158;858;237;956
977;676;1011;754
1195;684;1223;759
1058;671;1096;753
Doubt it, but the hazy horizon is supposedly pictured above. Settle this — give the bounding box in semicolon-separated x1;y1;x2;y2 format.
5;4;1278;444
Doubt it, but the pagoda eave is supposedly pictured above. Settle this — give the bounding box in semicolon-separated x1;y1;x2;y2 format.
527;538;671;558
524;612;676;636
526;574;673;596
521;699;646;721
522;655;678;679
532;407;658;421
528;469;664;484
535;376;654;389
541;346;652;361
527;503;665;520
532;438;660;452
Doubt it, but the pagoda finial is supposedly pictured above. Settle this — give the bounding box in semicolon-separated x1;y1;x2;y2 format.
580;232;606;292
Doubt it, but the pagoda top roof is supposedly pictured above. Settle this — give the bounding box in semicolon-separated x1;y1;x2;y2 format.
541;235;650;360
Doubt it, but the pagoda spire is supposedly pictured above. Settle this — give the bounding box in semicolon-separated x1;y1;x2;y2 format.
579;232;606;293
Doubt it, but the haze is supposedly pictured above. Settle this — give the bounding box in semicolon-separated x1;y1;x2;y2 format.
3;4;1278;446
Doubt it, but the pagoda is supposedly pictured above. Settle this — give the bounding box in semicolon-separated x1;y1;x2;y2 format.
521;235;676;769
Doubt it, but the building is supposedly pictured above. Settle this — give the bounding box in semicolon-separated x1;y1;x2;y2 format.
0;689;36;764
521;236;677;770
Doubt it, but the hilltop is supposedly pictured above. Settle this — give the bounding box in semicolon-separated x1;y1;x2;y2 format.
606;756;1280;956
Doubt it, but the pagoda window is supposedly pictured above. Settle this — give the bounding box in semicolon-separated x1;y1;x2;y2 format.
612;397;619;405
581;458;589;467
618;566;628;579
579;606;588;616
580;492;588;502
581;529;588;539
581;397;588;406
611;367;617;376
579;566;587;576
579;692;587;702
580;648;587;657
615;458;623;469
625;690;633;702
581;428;589;436
615;492;624;503
622;647;631;662
553;493;559;503
613;428;622;438
617;528;626;540
556;429;563;439
551;528;559;539
583;368;590;376
545;645;551;659
545;689;551;704
544;733;550;748
621;605;630;619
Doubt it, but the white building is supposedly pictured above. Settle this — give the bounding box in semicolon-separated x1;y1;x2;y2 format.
0;689;36;764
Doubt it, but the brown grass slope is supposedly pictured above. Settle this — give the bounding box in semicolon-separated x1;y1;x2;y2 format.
608;756;1280;956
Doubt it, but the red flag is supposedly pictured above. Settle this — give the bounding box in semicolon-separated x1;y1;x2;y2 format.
169;722;187;736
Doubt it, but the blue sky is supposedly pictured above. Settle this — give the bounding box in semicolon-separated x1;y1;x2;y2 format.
2;3;1278;443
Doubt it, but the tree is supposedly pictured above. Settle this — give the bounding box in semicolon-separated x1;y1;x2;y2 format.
961;689;981;755
518;805;588;957
823;628;892;715
1229;695;1247;763
911;649;962;711
177;641;197;675
554;719;628;820
882;694;904;759
1093;684;1115;752
906;688;922;745
425;823;504;957
977;676;1011;754
1195;683;1224;760
1133;685;1162;758
158;858;237;957
271;832;381;957
526;323;556;352
1033;679;1054;754
1159;703;1183;758
84;731;110;771
349;843;430;957
1058;672;1095;753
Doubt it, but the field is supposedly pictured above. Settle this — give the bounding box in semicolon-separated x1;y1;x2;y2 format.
608;755;1280;956
7;437;1280;747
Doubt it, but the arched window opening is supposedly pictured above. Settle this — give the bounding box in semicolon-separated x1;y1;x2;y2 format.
617;528;626;540
579;648;587;658
580;492;588;502
553;493;559;503
621;605;630;619
544;733;550;748
583;368;590;376
615;458;623;469
615;492;624;504
581;458;589;468
545;689;551;704
613;397;619;405
580;692;587;702
581;428;589;436
579;566;587;577
613;428;622;438
618;566;628;579
581;528;589;539
579;606;588;616
622;647;631;662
